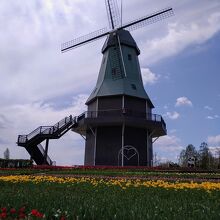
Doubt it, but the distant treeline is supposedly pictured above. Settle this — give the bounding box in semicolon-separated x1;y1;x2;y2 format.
0;158;33;168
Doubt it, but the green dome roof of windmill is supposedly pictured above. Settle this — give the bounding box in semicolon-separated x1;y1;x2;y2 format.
86;29;154;108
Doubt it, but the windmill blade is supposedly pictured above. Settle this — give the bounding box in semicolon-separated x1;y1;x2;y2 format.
105;0;121;29
61;27;109;52
120;7;173;32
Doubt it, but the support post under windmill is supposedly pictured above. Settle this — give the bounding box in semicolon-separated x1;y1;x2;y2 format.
121;123;125;167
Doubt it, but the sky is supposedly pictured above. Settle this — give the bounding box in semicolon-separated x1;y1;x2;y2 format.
0;0;220;165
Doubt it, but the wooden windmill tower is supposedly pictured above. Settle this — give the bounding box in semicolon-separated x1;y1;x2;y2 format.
62;0;173;166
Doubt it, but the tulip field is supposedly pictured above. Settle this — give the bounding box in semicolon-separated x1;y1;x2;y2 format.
0;166;220;219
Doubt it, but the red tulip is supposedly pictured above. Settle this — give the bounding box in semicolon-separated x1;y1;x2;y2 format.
0;212;7;219
1;207;7;213
10;208;16;214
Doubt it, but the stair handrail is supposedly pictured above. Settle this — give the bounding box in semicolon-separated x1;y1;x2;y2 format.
26;127;42;140
77;112;86;122
17;135;28;144
28;125;57;140
53;115;72;130
40;126;55;135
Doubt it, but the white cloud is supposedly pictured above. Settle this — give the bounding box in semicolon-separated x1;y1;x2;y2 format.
0;94;88;165
206;115;219;120
141;11;220;64
207;134;220;145
141;68;160;85
204;105;213;111
154;135;184;162
169;129;177;134
209;146;220;155
164;111;180;120
207;116;214;120
207;134;220;155
175;97;192;107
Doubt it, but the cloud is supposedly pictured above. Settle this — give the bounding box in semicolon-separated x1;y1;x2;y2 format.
164;111;180;120
141;11;220;64
0;114;11;129
175;97;192;107
209;146;220;155
0;94;88;164
204;105;213;111
207;134;220;145
169;129;177;134
207;134;220;155
207;116;214;120
141;68;160;85
0;0;104;107
206;115;219;120
154;135;184;162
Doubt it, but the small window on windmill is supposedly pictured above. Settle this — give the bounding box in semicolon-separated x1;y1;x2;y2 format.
128;54;132;61
102;57;106;64
131;84;137;90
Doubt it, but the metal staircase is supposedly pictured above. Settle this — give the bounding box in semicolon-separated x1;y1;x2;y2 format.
17;115;79;165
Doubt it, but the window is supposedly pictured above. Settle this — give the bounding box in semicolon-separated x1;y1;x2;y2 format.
131;84;137;90
128;54;132;61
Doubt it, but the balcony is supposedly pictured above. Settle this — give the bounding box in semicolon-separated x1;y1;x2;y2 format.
73;109;166;137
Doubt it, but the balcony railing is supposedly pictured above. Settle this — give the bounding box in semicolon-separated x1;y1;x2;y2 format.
77;109;166;130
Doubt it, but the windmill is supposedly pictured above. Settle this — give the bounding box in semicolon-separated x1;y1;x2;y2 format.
61;0;173;167
61;0;173;166
17;0;173;166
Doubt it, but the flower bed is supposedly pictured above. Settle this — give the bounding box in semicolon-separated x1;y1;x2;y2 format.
1;176;220;219
0;175;220;191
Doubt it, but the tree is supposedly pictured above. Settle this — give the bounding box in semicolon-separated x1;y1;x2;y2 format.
198;142;214;169
179;144;198;167
4;148;10;160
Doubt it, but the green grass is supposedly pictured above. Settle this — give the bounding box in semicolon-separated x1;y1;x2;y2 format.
1;181;220;219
